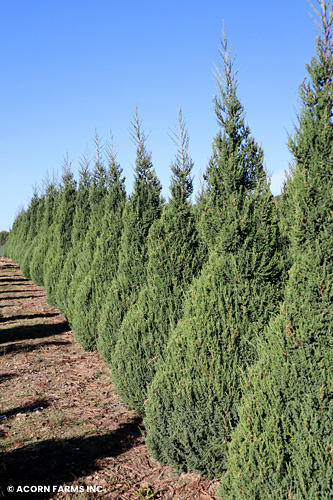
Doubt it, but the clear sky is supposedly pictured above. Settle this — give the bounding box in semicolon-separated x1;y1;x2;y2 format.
0;0;319;231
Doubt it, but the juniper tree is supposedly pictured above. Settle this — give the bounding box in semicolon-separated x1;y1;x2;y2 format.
110;107;207;414
284;1;333;257
30;177;59;286
0;231;9;247
71;134;126;350
219;3;333;497
5;206;28;263
43;153;77;307
21;188;46;278
219;235;333;499
199;30;267;251
65;131;108;325
97;108;162;362
143;30;284;478
55;146;92;315
8;188;40;268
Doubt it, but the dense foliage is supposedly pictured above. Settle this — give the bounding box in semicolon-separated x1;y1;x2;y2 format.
0;231;9;246
96;109;163;362
110;107;207;415
143;30;284;477
4;1;333;493
219;2;333;496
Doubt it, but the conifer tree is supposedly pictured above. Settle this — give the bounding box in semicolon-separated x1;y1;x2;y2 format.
219;2;333;497
144;31;283;477
110;107;207;414
97;108;162;362
55;146;92;315
199;31;266;251
43;153;77;307
285;1;333;257
30;177;59;286
8;187;41;268
5;206;28;263
0;231;9;247
65;131;108;325
71;134;126;350
20;187;45;278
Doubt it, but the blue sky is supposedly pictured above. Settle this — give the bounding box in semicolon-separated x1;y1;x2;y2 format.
0;0;318;231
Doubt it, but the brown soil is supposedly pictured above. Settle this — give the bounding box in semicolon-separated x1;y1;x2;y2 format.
0;257;219;500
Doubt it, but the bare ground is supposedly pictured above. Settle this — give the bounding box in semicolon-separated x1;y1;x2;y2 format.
0;257;219;500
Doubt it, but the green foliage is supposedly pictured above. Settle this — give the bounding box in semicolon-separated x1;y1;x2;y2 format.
20;191;45;278
0;231;9;246
5;207;29;264
282;0;333;259
110;108;207;414
5;7;333;492
55;146;92;316
44;154;77;307
64;132;108;327
199;30;265;251
97;108;162;364
143;32;283;478
0;244;6;257
29;180;59;286
71;134;126;350
219;233;333;499
219;3;333;497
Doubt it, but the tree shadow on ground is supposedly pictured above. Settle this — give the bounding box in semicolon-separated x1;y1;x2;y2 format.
1;313;59;323
0;278;29;283
1;399;51;419
0;373;19;384
0;340;71;356
0;290;43;296
0;322;71;344
3;416;144;499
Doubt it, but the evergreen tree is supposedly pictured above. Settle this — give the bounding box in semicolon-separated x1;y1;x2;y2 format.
144;31;283;478
285;2;333;257
55;146;92;315
21;187;45;278
110;107;207;414
43;153;77;307
200;31;266;251
30;176;59;286
65;131;108;326
97;108;162;362
0;231;9;247
71;133;126;350
219;235;333;499
7;187;42;268
219;3;333;497
5;206;28;263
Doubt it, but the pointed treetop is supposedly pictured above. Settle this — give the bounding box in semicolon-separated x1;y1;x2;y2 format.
128;107;161;199
129;106;153;181
205;25;265;201
60;150;76;188
91;129;106;188
106;129;125;187
77;144;92;191
213;22;239;105
309;0;333;54
78;144;91;177
168;105;194;204
129;105;151;148
287;0;333;171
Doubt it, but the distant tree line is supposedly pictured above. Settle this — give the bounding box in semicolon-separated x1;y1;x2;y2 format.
5;1;333;497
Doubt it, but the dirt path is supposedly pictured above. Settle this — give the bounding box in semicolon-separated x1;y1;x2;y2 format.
0;257;218;500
